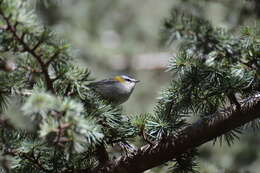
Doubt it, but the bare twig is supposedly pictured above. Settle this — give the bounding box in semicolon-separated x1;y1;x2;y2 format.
64;84;71;96
31;39;44;52
46;51;60;67
21;152;52;173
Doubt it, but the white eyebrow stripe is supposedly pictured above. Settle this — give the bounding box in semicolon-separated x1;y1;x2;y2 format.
121;75;134;81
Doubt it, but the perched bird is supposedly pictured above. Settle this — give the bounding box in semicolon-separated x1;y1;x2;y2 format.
89;75;140;105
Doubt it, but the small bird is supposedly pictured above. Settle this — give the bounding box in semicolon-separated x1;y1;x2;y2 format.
89;75;140;105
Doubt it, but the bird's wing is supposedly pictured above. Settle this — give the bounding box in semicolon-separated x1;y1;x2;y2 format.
88;79;117;88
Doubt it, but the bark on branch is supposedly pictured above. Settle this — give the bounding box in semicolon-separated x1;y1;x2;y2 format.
94;94;260;173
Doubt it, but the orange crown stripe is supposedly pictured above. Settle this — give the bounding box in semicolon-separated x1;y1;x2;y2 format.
114;76;125;83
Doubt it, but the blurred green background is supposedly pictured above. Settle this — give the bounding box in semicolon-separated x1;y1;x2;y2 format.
33;0;260;172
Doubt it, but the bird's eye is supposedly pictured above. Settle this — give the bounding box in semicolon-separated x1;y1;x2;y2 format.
125;79;131;82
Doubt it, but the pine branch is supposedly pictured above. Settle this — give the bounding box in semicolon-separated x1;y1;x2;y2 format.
4;149;52;173
0;8;55;93
96;144;109;164
93;94;260;173
20;152;52;173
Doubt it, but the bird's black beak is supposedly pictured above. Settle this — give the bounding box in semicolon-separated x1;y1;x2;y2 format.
134;79;140;83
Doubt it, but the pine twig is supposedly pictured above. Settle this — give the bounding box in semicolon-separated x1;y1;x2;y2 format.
46;51;60;67
0;8;55;93
21;152;52;173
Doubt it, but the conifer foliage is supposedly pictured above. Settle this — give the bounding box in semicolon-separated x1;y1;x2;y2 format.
0;1;259;173
0;1;134;172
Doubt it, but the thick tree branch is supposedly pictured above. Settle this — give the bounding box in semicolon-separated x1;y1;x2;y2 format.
94;94;260;173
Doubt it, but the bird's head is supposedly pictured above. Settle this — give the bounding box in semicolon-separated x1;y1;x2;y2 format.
113;75;140;91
